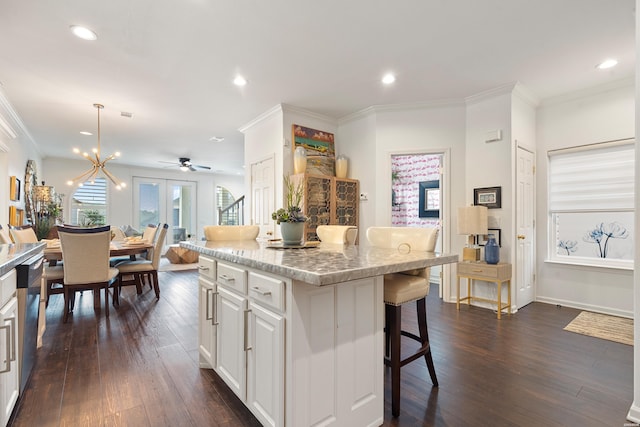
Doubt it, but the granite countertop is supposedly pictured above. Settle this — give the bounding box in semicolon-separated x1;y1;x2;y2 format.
0;242;47;277
181;240;458;286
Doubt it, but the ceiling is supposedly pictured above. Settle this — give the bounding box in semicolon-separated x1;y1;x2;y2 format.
0;0;635;176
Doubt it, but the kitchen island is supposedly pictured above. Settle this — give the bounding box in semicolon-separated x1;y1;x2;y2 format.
181;240;457;427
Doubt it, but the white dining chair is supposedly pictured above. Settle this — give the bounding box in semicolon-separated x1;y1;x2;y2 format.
57;225;120;322
203;225;259;241
315;225;358;245
0;225;12;244
9;225;38;243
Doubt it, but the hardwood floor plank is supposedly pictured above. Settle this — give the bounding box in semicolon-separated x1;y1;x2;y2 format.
9;271;633;427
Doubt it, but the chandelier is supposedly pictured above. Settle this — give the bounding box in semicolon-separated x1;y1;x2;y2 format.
67;103;127;190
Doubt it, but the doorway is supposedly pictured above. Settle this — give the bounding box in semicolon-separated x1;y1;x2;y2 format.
390;151;447;297
132;177;197;248
516;146;535;308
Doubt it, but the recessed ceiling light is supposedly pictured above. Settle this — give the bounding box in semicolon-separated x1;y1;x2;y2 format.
596;59;618;69
70;25;98;41
80;131;92;136
209;136;225;142
382;73;396;85
233;75;247;86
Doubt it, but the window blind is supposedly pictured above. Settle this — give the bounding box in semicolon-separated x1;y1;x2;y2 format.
548;142;634;212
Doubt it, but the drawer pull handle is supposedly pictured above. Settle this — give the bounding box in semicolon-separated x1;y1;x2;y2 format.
251;286;272;296
472;269;483;273
198;266;210;271
244;309;252;351
205;288;213;321
219;274;235;282
0;323;9;374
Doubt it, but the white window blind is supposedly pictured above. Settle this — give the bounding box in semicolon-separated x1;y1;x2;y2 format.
548;142;634;212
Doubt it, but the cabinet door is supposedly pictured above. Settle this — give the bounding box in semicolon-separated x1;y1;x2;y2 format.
333;178;359;227
216;286;247;400
247;302;284;427
0;296;19;427
198;277;216;369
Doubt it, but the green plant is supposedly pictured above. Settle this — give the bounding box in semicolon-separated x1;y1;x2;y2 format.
34;216;52;240
271;176;307;224
80;209;105;226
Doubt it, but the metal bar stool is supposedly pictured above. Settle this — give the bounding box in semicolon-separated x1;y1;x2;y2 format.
366;226;439;417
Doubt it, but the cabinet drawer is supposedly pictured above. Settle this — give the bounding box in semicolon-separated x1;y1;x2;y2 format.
457;262;510;280
217;262;247;293
0;269;17;308
198;256;216;280
248;272;285;312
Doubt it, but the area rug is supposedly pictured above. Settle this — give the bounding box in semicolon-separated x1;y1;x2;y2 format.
563;311;633;346
158;257;198;272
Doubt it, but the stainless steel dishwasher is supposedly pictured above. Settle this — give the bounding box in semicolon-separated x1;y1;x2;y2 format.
16;252;43;393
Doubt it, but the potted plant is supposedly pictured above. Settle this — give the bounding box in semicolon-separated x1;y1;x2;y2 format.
272;176;307;245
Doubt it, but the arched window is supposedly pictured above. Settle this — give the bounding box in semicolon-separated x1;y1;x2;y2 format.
216;186;235;210
69;178;107;226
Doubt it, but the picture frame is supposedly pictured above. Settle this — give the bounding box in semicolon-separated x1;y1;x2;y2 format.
474;186;501;209
477;228;501;247
9;176;18;201
15;178;20;201
292;124;335;176
418;180;440;218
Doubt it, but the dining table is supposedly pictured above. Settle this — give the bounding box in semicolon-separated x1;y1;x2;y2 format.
43;239;153;266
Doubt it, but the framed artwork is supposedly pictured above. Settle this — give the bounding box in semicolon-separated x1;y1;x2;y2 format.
292;124;335;176
477;228;501;247
418;180;440;218
474;186;501;209
15;178;20;201
9;176;18;201
8;206;17;226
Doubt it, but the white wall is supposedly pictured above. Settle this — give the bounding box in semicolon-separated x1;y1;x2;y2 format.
42;157;243;241
535;79;635;317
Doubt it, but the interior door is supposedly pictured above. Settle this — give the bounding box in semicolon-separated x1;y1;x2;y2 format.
516;146;535;308
250;156;275;239
133;177;197;247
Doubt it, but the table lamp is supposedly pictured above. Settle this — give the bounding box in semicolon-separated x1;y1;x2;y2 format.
457;205;488;262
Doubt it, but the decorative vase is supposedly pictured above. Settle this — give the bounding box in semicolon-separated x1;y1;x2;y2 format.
484;235;500;264
294;147;307;174
280;221;305;245
335;155;348;178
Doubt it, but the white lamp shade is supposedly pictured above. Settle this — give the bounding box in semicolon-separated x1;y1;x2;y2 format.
457;206;488;235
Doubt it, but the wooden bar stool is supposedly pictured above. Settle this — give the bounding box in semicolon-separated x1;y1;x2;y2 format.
366;226;439;417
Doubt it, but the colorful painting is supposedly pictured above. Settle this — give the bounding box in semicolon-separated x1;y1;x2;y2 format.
292;125;335;176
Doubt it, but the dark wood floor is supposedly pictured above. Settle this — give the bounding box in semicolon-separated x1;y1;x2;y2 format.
9;269;633;426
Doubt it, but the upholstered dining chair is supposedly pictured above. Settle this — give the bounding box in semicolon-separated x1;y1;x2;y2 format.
57;225;120;322
203;225;259;241
0;225;13;244
141;223;159;260
114;223;168;300
9;225;38;244
366;226;440;417
315;225;358;245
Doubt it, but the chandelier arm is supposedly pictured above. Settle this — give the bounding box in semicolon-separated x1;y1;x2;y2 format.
69;166;99;183
86;167;100;183
101;167;122;186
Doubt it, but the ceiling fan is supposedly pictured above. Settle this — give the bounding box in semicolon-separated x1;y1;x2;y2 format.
159;157;212;172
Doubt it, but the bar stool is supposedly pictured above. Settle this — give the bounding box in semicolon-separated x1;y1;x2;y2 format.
315;225;358;244
366;226;439;417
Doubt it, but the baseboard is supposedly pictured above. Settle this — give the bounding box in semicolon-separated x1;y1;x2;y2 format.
535;296;633;319
627;403;640;423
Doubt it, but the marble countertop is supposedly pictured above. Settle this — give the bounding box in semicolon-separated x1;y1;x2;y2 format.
0;242;46;277
181;240;458;286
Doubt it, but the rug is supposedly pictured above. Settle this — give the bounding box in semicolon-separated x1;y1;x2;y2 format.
563;311;633;346
158;257;198;272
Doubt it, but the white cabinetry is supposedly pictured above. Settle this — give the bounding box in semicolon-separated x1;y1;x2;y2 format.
0;269;19;427
216;285;248;400
198;256;216;369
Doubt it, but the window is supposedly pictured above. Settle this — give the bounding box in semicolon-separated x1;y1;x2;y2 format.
548;140;634;269
69;177;108;225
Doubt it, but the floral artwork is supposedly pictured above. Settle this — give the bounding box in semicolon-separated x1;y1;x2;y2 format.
582;222;629;258
555;213;633;261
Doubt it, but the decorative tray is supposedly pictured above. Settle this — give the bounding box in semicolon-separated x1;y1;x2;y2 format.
266;241;320;250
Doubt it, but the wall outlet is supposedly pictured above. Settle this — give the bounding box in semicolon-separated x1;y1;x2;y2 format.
360;192;368;201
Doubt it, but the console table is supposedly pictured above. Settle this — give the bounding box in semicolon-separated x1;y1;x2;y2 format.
456;261;512;319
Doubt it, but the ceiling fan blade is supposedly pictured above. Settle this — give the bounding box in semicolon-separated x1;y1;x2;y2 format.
192;164;211;170
189;166;197;172
158;160;180;165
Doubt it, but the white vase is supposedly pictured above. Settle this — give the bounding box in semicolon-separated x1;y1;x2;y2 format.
294;147;307;174
280;221;305;245
335;155;348;178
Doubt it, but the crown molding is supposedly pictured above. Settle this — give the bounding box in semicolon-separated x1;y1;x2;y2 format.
539;75;634;107
238;104;284;133
280;103;337;125
339;98;464;125
464;82;520;106
0;88;40;154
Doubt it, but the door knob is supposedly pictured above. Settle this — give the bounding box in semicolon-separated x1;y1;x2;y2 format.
266;231;273;236
517;234;526;240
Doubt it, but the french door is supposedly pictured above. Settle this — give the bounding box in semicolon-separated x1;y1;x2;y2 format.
132;177;197;246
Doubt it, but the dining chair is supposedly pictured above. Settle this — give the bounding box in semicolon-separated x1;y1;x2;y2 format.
141;223;159;260
203;225;259;241
57;225;120;322
9;225;38;243
114;223;168;300
0;225;13;244
110;226;126;241
315;225;358;245
366;226;440;417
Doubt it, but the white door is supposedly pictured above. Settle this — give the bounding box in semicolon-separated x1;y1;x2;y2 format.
216;286;247;400
247;301;284;427
133;177;197;245
250;156;275;239
516;146;535;308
